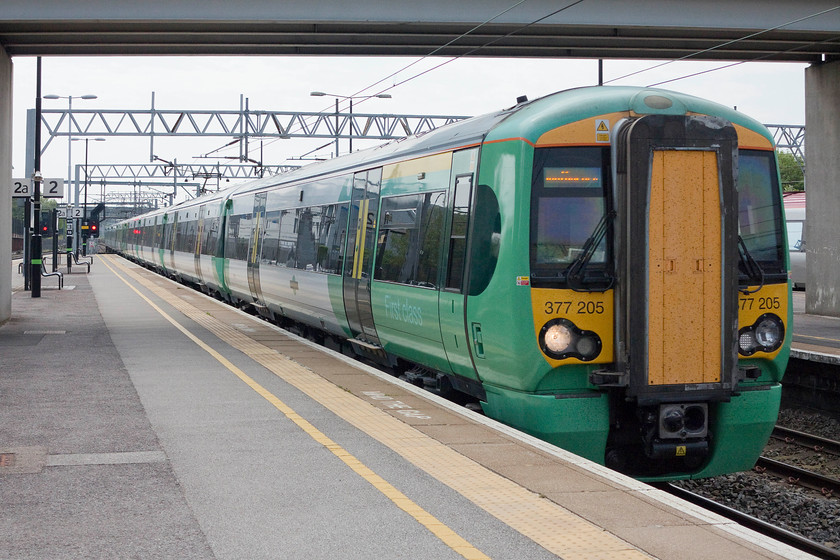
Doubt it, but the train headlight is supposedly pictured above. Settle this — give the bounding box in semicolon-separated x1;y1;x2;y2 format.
738;313;784;356
543;322;572;354
539;318;601;361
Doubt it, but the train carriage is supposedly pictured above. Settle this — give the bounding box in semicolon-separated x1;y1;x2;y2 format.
105;86;791;481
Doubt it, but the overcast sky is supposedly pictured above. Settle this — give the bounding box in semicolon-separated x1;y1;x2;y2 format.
9;55;808;202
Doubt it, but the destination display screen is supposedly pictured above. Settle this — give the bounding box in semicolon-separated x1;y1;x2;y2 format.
543;167;601;189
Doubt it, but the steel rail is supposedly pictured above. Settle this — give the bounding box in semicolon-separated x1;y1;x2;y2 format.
772;425;840;456
755;456;840;497
661;483;840;560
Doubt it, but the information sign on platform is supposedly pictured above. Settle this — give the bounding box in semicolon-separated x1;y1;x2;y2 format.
11;178;65;198
12;178;30;197
57;206;83;219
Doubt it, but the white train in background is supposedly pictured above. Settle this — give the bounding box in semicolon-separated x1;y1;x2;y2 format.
783;191;805;290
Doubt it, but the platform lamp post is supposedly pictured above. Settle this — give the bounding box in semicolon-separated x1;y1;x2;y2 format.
310;92;391;156
72;137;105;256
43;93;97;260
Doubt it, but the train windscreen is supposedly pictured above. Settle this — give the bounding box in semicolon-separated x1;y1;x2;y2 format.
737;150;786;282
530;147;611;287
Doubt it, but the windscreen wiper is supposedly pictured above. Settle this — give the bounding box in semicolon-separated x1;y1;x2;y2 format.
565;211;616;292
738;235;765;295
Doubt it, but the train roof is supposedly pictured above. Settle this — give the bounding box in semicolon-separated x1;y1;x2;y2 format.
485;85;772;146
224;109;512;198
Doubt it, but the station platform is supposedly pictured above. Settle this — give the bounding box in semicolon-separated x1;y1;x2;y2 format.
791;290;840;363
0;256;817;559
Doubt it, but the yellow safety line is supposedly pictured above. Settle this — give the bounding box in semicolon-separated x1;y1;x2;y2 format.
104;255;652;560
100;257;490;560
794;333;840;344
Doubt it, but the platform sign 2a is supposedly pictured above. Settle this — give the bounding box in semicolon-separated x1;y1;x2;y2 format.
12;178;65;198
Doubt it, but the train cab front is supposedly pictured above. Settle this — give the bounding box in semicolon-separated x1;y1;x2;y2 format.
526;101;789;480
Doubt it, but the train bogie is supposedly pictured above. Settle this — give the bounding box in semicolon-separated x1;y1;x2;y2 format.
104;86;791;481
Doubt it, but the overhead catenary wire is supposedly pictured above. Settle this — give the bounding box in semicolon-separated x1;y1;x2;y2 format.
203;0;543;162
349;0;590;108
332;0;532;108
604;3;840;86
645;31;840;87
282;0;590;160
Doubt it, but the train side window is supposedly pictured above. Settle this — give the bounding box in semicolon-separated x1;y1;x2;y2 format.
162;220;172;249
179;220;188;253
185;220;197;254
282;204;346;273
260;210;282;265
175;219;188;252
317;203;348;274
225;214;241;260
445;174;473;291
203;216;220;256
375;191;447;287
278;209;297;266
260;202;347;273
468;185;501;296
295;207;319;270
236;215;254;261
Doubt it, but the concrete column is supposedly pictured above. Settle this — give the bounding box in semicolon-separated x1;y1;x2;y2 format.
805;60;840;317
0;47;11;324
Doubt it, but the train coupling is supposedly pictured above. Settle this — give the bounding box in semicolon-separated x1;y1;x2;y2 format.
643;403;710;459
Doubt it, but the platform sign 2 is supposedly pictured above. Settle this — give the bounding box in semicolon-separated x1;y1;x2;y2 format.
11;178;65;198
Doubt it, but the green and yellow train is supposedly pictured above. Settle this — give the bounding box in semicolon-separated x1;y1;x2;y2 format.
104;86;791;481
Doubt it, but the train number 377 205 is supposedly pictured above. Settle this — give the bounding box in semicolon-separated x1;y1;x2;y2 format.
739;296;781;311
545;301;605;315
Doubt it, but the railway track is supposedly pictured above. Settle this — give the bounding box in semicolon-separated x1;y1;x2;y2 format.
666;423;840;558
662;483;840;560
755;456;840;497
762;425;840;495
772;425;840;456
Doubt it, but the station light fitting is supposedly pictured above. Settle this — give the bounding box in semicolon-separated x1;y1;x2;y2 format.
309;91;392;99
43;94;98;100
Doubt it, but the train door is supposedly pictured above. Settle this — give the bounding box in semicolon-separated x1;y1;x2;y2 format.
194;204;206;285
439;148;480;379
152;216;162;270
166;211;177;272
247;193;267;304
616;114;738;400
154;215;164;270
343;168;382;346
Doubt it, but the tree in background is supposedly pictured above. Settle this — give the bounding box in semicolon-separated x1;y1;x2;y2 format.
777;150;805;192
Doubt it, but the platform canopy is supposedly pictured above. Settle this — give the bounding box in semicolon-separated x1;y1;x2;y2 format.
1;0;840;61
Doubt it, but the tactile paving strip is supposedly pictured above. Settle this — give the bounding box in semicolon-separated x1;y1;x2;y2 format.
107;256;652;560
